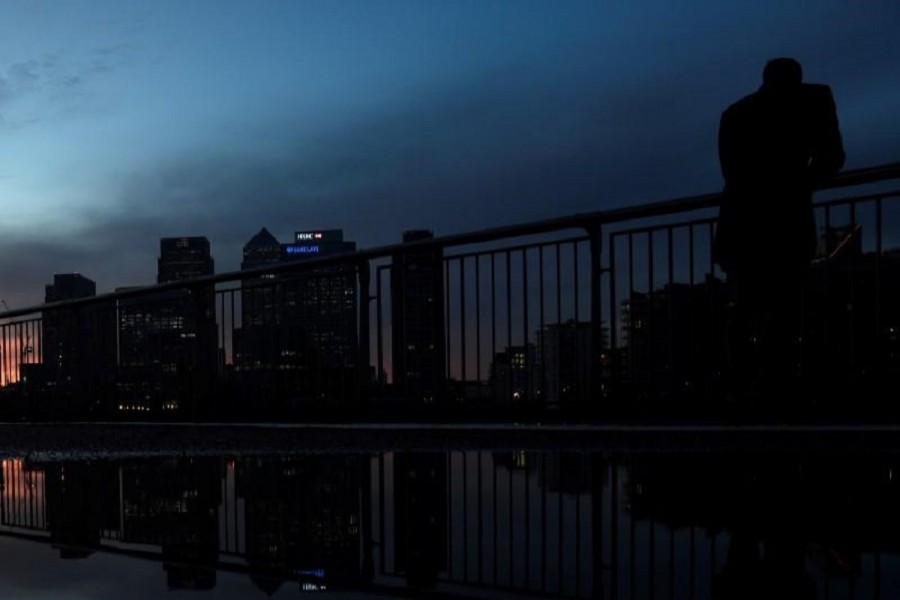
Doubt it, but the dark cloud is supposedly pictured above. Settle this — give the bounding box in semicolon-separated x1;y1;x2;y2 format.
0;45;133;126
3;28;900;308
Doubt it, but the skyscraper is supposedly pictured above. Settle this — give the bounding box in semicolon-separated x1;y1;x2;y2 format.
391;230;446;403
281;230;358;406
536;320;597;406
158;237;214;283
236;228;358;411
43;273;96;376
38;273;114;415
117;237;216;415
235;228;283;383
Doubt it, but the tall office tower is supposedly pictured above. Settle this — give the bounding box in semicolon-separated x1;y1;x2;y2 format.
117;237;217;416
280;230;358;406
235;228;283;380
38;273;113;414
391;230;446;403
236;228;359;411
490;344;538;403
536;320;595;406
157;237;214;283
43;273;96;373
45;273;96;303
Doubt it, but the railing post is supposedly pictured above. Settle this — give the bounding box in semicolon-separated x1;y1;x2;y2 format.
358;260;372;413
587;221;604;419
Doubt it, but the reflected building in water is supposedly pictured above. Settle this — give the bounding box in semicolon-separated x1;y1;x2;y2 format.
3;448;900;598
236;455;362;593
120;458;222;590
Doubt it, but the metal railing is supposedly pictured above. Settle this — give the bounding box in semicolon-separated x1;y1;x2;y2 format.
0;162;899;420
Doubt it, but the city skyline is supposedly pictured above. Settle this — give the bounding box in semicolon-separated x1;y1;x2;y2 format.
1;2;899;309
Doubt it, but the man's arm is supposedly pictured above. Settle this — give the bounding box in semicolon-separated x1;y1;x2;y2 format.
718;108;738;191
807;84;845;188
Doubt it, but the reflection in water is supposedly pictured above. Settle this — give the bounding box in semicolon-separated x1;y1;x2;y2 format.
0;449;897;598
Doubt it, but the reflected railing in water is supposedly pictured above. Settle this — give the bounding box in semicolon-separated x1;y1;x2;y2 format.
0;448;897;598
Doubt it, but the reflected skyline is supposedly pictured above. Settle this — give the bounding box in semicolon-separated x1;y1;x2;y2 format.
0;446;898;598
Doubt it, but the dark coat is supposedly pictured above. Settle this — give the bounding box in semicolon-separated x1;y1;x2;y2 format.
715;83;845;278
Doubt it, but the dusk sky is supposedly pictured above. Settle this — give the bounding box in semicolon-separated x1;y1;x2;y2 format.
1;1;899;307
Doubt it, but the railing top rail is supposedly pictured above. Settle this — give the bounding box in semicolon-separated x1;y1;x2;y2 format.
4;161;899;320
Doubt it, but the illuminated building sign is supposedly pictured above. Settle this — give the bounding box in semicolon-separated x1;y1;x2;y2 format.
295;230;343;243
285;245;321;255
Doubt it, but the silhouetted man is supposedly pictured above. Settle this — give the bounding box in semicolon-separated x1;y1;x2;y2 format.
715;58;844;401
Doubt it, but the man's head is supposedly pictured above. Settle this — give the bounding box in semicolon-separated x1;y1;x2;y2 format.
762;58;803;90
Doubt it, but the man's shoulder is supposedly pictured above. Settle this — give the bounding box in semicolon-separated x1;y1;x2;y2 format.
801;83;836;103
723;91;761;118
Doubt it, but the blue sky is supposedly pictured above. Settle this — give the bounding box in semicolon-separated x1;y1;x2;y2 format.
1;1;899;305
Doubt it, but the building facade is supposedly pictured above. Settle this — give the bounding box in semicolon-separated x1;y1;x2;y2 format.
390;231;446;403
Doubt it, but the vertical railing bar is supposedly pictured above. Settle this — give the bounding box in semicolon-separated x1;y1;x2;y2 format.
448;452;454;580
688;225;696;387
476;256;482;385
461;258;467;385
492;255;497;402
219;291;225;374
875;551;882;600
649;517;655;600
540;248;547;405
509;455;514;586
463;451;469;582
558;452;564;598
824;206;832;389
875;197;883;393
446;259;451;384
556;243;562;407
647;231;655;396
525;452;531;589
666;227;675;396
668;526;675;600
708;222;716;390
611;462;619;600
689;525;696;600
221;461;230;552
523;249;530;405
229;291;236;412
628;234;635;386
378;453;386;575
593;455;604;600
575;454;582;598
493;453;499;584
574;242;581;404
506;252;513;405
609;235;619;393
478;451;484;584
2;325;7;387
629;501;635;600
542;452;548;592
555;243;563;327
376;267;384;389
849;202;858;383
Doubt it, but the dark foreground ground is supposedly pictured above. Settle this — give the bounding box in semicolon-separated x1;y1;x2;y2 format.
3;422;900;459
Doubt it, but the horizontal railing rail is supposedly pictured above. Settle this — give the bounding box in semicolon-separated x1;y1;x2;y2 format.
4;161;897;321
